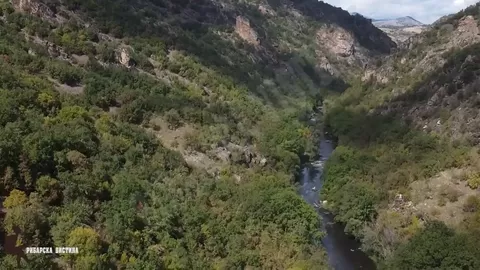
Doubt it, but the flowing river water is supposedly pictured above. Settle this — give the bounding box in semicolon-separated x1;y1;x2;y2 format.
299;138;376;270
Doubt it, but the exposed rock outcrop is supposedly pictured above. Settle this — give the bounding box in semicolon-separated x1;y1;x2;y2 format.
317;55;338;76
391;194;413;212
235;16;260;46
11;0;54;19
258;4;275;16
116;47;135;68
209;143;267;167
371;15;480;87
316;25;355;58
453;15;480;47
315;24;378;76
362;69;389;84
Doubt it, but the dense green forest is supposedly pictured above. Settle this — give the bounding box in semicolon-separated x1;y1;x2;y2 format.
0;0;336;269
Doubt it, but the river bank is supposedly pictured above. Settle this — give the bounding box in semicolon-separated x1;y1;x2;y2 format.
299;137;376;270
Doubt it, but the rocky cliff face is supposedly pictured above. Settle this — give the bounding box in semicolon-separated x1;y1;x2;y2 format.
316;25;356;58
235;16;260;46
116;47;134;68
12;0;53;16
12;0;395;91
363;12;480;88
362;10;480;133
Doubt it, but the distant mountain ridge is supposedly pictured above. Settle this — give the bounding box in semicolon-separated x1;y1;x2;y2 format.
372;16;427;44
373;16;425;28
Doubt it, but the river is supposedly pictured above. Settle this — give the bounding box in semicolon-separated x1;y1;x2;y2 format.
299;138;376;270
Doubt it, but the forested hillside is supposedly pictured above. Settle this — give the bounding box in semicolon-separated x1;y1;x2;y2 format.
322;2;480;269
0;0;396;269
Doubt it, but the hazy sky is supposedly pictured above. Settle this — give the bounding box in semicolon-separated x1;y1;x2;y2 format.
322;0;478;23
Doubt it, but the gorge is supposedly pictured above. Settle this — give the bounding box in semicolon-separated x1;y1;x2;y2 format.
1;0;480;269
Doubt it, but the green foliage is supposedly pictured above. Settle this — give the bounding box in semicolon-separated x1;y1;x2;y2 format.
165;109;183;130
388;221;480;269
258;111;314;173
97;42;116;63
322;104;470;238
67;227;101;252
467;172;480;189
3;189;28;208
36;176;61;203
46;61;83;86
65;227;103;269
321;40;480;263
3;194;49;247
49;23;97;55
463;195;480;212
309;2;480;268
441;2;480;26
0;253;59;270
0;2;328;268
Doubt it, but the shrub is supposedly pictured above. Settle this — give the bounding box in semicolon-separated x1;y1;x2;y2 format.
439;186;461;203
46;61;83;86
389;221;480;269
463;195;480;212
430;208;440;217
97;42;116;62
165;109;182;130
118;98;151;124
467;173;480;189
4;189;28;208
446;187;461;202
438;196;447;206
152;124;161;131
170;140;179;148
184;131;202;152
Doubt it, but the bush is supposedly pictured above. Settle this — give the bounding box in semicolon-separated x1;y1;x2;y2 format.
440;186;461;203
467;173;480;189
97;42;116;62
152;124;161;131
184;131;202;152
165;109;182;130
170;140;179;148
46;61;83;86
437;196;447;207
430;208;440;217
389;221;480;269
463;195;480;212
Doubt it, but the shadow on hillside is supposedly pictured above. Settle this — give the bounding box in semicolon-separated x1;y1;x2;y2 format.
329;41;480;148
374;42;480;125
267;0;396;54
325;106;409;147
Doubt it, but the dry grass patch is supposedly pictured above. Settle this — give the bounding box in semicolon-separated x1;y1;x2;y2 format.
410;168;480;227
